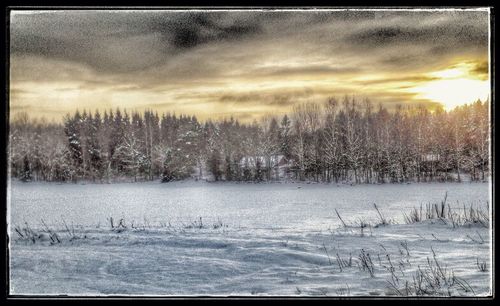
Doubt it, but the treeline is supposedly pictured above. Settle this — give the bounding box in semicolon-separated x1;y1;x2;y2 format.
9;97;490;184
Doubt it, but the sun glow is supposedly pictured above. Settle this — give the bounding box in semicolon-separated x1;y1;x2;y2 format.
430;68;464;79
411;62;490;110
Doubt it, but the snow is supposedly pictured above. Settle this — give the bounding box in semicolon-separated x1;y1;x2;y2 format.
8;181;492;296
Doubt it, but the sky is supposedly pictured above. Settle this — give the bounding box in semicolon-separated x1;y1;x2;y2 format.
9;9;491;123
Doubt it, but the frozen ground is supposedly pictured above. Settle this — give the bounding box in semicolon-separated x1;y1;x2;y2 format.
8;181;492;296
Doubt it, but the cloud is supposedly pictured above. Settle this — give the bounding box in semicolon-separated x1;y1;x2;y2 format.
251;65;363;78
470;60;489;80
344;11;487;44
10;10;489;77
218;88;315;106
10;11;263;73
11;10;488;73
9;9;490;122
357;75;440;86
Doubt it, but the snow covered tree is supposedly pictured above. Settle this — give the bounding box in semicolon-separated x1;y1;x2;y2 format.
279;114;293;159
8;99;490;184
323;98;342;182
64;111;84;182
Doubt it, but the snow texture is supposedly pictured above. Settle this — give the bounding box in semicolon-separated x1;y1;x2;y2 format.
8;181;492;296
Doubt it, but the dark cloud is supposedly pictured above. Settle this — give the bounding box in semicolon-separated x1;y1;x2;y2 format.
218;88;315;106
341;11;488;64
350;26;424;46
148;12;262;49
10;11;263;73
209;111;262;122
470;60;489;79
253;66;362;77
347;24;487;48
358;75;439;86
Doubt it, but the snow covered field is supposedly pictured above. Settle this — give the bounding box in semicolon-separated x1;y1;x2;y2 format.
8;181;492;296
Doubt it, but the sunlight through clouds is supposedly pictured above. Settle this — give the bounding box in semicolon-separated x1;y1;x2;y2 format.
410;61;490;110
